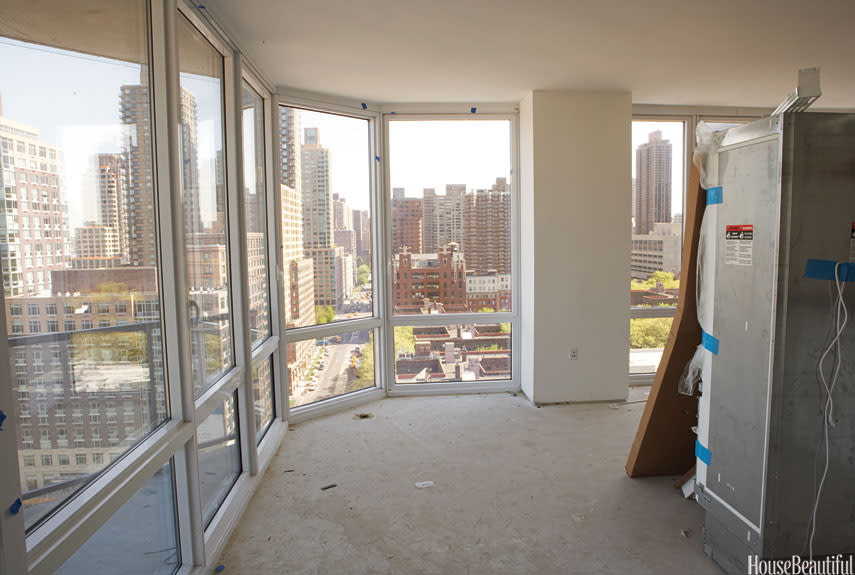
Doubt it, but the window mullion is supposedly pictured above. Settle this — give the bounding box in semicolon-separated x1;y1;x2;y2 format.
224;51;259;476
158;0;205;565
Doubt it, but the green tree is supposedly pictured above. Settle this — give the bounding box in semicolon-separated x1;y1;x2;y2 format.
394;326;415;355
631;271;680;291
315;305;335;325
357;264;370;286
351;334;375;389
629;318;673;349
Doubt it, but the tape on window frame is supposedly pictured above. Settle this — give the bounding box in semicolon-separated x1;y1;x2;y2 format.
702;330;719;355
695;440;712;465
706;186;723;206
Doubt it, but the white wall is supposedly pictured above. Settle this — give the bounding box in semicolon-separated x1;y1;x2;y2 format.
520;91;631;404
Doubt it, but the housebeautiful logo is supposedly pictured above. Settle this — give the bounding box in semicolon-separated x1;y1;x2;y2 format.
748;555;854;575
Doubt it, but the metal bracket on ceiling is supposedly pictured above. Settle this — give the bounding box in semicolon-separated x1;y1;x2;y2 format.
772;67;821;115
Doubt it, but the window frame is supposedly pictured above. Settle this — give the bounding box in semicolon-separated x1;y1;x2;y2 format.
627;107;766;386
275;91;387;422
0;1;288;573
382;112;520;396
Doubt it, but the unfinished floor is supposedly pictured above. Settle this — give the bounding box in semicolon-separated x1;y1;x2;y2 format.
220;391;722;574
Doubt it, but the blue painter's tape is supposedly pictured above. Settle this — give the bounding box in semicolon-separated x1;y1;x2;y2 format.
702;330;719;355
361;102;367;110
706;186;723;205
695;440;712;465
804;259;855;282
470;107;477;114
9;498;22;515
0;409;5;430
375;155;381;163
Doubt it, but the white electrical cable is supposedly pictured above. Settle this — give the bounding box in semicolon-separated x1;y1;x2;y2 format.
808;262;848;560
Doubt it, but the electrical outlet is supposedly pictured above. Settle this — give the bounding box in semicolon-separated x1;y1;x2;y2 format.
570;347;579;360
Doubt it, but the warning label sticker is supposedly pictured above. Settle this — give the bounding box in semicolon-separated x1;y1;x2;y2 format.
725;224;753;266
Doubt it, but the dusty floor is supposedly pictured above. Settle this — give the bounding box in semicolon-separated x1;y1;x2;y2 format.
219;391;722;574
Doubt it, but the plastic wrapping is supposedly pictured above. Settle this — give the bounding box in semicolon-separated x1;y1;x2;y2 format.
695;207;716;335
692;121;726;191
678;344;705;396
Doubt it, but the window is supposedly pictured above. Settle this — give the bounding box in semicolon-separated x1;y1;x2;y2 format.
56;462;179;575
3;2;168;534
629;120;685;377
41;454;53;466
10;304;22;316
242;82;271;347
279;104;379;408
251;359;274;443
387;118;515;387
178;13;234;398
75;454;87;465
197;393;240;527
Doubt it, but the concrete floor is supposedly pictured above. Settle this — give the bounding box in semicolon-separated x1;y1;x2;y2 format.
220;391;723;574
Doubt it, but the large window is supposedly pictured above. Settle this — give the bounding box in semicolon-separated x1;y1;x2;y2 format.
0;4;283;573
629;120;684;377
178;13;234;398
387;118;515;386
1;0;169;532
279;104;379;408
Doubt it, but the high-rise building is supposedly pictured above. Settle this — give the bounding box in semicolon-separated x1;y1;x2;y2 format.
179;87;202;237
301;127;343;306
352;209;371;262
332;193;352;231
391;188;423;255
71;224;122;270
422;185;465;254
94;153;129;263
279;106;301;191
463;177;511;275
0;113;68;296
634;130;672;236
120;82;157;268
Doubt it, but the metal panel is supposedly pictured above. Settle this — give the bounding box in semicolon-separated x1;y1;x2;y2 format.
705;134;781;528
763;113;855;558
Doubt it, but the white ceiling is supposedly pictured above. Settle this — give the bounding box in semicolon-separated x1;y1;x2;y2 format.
206;0;855;109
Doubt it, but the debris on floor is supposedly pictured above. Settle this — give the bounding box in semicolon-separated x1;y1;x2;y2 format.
283;469;295;473
353;412;374;420
214;565;225;573
415;481;435;489
681;528;692;538
320;483;337;491
572;513;586;523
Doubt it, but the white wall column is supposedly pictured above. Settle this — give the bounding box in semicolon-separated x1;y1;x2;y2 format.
520;90;631;404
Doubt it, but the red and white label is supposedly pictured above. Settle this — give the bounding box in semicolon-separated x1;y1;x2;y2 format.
725;224;753;266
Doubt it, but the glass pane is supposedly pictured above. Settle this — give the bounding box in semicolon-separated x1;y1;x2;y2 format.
393;323;511;384
1;1;169;532
629;317;674;374
57;461;179;575
197;392;241;527
287;329;375;408
388;120;512;315
279;106;372;334
252;358;274;443
242;82;270;347
630;120;683;375
178;14;233;397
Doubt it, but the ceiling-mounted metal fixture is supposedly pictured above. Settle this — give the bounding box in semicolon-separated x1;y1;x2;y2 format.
772;67;821;115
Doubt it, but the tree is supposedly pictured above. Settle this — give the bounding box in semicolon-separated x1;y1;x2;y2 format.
315;305;335;325
394;326;415;355
629;318;673;349
630;271;680;291
357;264;370;286
352;334;375;388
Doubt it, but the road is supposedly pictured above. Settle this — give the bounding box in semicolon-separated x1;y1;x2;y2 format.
293;329;372;406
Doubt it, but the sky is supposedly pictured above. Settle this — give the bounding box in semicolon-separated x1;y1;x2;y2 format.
389;120;511;197
632;121;685;218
